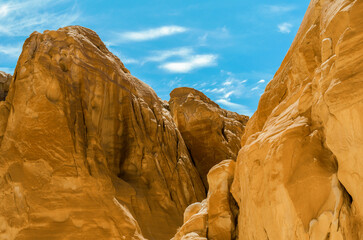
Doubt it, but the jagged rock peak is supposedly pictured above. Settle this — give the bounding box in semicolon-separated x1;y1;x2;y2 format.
169;87;248;187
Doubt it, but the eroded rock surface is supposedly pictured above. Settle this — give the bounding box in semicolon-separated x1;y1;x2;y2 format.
231;0;363;239
0;71;11;101
173;160;237;240
0;26;205;240
169;87;248;187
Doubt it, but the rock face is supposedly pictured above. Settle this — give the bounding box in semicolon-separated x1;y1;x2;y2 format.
0;26;205;240
169;87;248;187
0;71;11;101
231;0;363;239
173;160;237;240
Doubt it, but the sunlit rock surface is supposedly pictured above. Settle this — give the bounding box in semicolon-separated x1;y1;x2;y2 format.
173;160;237;240
1;0;363;238
0;26;205;240
231;0;363;239
0;71;11;101
169;87;248;187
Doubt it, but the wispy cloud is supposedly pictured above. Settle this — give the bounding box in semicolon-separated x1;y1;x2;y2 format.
160;54;217;73
117;25;188;43
215;99;252;116
0;44;22;58
278;22;293;33
0;0;80;36
193;71;273;115
197;26;230;46
145;47;193;62
266;5;296;13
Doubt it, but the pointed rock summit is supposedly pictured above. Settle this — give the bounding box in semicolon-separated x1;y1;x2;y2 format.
169;87;248;187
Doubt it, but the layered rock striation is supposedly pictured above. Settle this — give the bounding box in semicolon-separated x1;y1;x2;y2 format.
0;26;205;240
169;87;248;187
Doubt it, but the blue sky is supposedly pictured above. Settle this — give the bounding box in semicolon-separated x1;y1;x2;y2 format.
0;0;310;116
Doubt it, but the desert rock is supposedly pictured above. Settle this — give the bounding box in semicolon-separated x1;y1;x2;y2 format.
0;71;11;101
173;160;237;240
231;0;363;239
0;26;205;240
169;87;248;187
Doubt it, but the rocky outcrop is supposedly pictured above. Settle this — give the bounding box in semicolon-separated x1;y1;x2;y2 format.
169;87;248;187
0;71;11;101
173;160;237;240
0;26;205;240
231;0;363;239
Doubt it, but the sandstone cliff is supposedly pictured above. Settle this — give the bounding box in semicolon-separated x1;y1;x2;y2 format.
169;87;248;187
0;26;205;240
174;0;363;239
0;71;11;101
231;0;363;239
173;160;237;240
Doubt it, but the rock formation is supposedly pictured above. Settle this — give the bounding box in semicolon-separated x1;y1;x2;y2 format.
173;160;237;240
0;71;11;101
169;87;248;187
0;26;205;240
231;0;363;239
2;0;363;238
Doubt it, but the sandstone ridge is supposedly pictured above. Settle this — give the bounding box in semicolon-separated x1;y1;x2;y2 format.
169;87;248;187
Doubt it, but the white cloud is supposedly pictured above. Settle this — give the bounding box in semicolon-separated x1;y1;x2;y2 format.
160;54;217;73
224;91;234;99
206;88;225;93
0;4;9;18
145;47;193;62
258;79;265;83
0;44;22;58
278;22;293;34
118;25;188;42
0;0;80;36
122;58;139;64
223;79;233;86
267;5;296;13
216;99;252;116
251;87;259;91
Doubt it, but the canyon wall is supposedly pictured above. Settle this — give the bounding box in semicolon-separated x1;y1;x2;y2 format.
174;0;363;239
0;26;205;240
231;0;363;239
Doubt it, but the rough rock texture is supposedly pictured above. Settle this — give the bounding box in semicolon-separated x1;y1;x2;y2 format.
231;0;363;239
0;26;205;240
0;71;11;101
173;160;237;240
169;87;248;187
